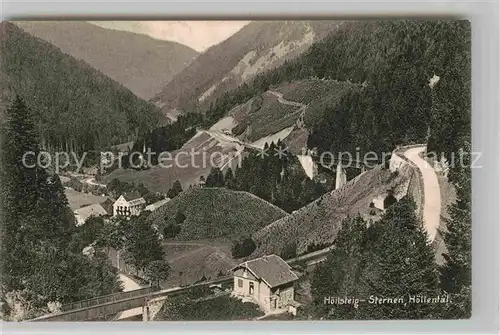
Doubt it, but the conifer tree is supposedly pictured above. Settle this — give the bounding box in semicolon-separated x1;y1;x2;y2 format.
167;180;183;198
311;216;368;320
1;96;120;319
205;168;224;187
356;197;441;319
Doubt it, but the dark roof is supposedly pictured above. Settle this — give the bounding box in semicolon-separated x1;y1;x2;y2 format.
100;198;115;215
123;191;142;201
233;254;299;288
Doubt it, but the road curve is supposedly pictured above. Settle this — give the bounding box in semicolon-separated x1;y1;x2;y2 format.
402;146;441;242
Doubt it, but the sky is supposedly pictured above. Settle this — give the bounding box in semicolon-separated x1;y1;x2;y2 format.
90;21;250;52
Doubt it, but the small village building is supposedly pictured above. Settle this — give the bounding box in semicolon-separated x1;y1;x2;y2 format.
144;198;171;212
232;254;299;313
113;191;146;217
74;203;108;226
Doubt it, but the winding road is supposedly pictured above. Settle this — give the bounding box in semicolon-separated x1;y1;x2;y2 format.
403;146;441;242
267;90;307;127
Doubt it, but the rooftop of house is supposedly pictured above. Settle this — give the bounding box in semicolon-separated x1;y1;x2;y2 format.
122;191;143;202
100;198;115;215
232;254;299;288
74;203;108;222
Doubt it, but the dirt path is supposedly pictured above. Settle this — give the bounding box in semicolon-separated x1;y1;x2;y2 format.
267;90;305;108
267;90;307;125
403;146;441;242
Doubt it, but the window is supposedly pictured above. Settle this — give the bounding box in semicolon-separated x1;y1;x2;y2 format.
238;279;243;288
249;282;254;295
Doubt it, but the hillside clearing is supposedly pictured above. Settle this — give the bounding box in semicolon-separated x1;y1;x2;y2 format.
65;188;108;210
163;243;236;287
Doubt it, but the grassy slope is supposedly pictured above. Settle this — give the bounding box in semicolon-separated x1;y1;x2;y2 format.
252;165;416;257
64;189;108;210
15;21;198;100
227;79;358;152
148;187;288;241
102;131;246;193
163;242;236;287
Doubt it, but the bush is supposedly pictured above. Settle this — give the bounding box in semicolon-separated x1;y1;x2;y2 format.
231;122;247;136
68;177;83;192
232;237;257;259
163;224;182;238
157;295;264;321
280;242;298;260
144;260;171;288
175;211;186;224
384;194;397;209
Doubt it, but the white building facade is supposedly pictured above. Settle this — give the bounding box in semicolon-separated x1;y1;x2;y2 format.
113;191;146;217
232;255;299;313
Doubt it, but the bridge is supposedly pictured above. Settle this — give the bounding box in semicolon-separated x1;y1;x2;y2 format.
29;246;334;322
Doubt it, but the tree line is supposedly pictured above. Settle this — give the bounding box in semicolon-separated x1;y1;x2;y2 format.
203;140;331;213
0;97;121;320
309;192;470;319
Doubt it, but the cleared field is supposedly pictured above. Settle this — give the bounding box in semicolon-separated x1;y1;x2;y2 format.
148;187;287;241
165;245;236;287
102;131;244;193
251;165;416;257
65;188;108;210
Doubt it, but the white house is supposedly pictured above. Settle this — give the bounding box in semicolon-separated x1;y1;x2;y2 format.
113;191;146;217
74;203;108;226
232;254;299;313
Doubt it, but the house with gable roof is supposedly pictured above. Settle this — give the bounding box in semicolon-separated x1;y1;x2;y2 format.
112;191;146;217
74;203;109;226
231;254;299;313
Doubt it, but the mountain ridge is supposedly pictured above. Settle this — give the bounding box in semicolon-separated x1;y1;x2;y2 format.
1;21;161;151
15;21;199;100
152;20;342;115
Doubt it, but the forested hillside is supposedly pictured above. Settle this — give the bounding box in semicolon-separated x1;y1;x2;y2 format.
16;21;198;100
0;97;122;320
0;22;161;152
147;20;469;167
202;141;333;213
197;20;470;162
152;20;341;114
310;198;442;319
